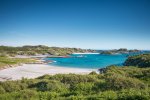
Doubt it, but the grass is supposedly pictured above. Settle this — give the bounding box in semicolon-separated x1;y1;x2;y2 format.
0;57;37;69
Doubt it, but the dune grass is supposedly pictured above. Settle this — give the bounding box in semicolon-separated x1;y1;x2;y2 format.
0;57;37;69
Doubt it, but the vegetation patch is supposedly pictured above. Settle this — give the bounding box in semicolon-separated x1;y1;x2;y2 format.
124;54;150;67
0;57;37;69
0;66;150;100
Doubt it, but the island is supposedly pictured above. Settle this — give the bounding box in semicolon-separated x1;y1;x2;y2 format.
99;48;141;55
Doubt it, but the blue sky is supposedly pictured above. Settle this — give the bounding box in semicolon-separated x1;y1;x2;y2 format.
0;0;150;49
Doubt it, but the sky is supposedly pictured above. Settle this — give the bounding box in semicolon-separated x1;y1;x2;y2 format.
0;0;150;50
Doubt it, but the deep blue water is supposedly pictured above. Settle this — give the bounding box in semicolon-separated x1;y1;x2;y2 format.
45;54;128;69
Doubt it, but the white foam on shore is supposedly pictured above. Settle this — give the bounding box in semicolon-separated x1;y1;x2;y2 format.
0;64;96;81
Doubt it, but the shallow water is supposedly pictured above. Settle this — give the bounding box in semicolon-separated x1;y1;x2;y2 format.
45;54;127;69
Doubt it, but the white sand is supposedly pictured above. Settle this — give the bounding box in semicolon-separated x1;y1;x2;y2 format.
0;64;96;81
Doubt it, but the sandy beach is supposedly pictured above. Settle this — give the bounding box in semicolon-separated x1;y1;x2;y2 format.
0;64;95;81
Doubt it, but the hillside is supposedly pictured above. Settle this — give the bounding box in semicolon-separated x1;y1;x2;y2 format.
124;54;150;68
0;45;95;56
99;48;141;55
0;57;37;69
0;66;150;100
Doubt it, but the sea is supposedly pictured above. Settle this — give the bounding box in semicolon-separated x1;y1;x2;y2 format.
44;51;150;69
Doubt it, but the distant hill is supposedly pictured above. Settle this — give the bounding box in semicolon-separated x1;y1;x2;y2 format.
0;45;95;56
99;48;142;55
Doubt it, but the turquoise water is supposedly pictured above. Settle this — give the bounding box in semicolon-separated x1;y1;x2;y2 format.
45;54;127;69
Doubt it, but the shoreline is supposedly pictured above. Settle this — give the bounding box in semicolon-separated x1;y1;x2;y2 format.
0;63;96;81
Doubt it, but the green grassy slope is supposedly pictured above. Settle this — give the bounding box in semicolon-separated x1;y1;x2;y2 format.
0;57;37;69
